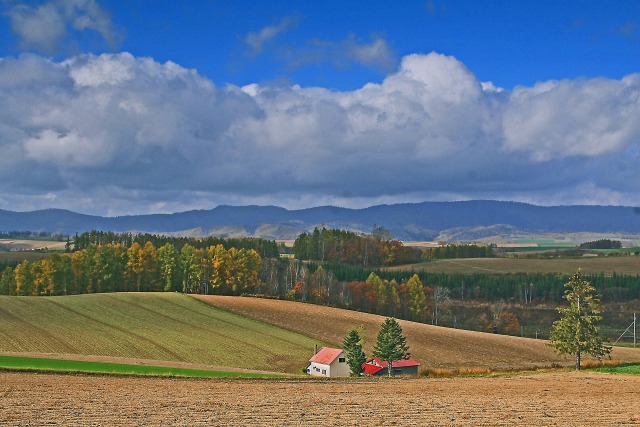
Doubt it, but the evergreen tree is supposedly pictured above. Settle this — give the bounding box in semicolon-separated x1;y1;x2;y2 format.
549;269;612;370
373;317;410;376
0;267;16;295
342;328;367;376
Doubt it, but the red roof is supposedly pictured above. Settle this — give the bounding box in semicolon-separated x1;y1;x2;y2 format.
309;347;343;364
362;363;384;375
363;356;420;369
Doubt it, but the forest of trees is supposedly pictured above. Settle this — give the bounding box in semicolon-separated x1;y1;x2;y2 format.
293;227;422;266
72;230;279;258
2;237;638;305
258;257;436;323
0;242;262;297
270;259;640;305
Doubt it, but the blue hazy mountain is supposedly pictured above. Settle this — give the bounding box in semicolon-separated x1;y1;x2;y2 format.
1;201;639;240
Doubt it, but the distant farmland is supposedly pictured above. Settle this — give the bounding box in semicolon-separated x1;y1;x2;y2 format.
385;256;640;275
0;238;67;251
0;239;67;264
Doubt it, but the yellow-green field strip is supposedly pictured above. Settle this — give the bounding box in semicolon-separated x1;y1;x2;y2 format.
0;355;286;378
590;363;640;375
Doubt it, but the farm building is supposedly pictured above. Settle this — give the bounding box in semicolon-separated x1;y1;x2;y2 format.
362;356;420;376
307;347;350;377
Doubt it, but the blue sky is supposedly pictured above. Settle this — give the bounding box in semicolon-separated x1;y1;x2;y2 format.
0;0;639;216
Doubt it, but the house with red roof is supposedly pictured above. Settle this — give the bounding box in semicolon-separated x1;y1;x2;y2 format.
362;356;420;376
307;347;350;377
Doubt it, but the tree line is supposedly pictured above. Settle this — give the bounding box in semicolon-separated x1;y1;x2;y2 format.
300;264;640;305
579;239;622;250
72;230;279;258
3;240;638;306
293;227;422;266
0;242;262;296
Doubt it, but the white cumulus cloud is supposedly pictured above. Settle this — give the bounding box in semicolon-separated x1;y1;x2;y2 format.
0;51;639;215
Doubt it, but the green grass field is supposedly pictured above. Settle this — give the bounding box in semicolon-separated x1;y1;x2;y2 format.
0;355;285;378
0;293;327;373
590;363;640;375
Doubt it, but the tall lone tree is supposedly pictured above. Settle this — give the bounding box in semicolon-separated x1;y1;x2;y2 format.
342;328;367;376
373;317;410;376
549;269;612;370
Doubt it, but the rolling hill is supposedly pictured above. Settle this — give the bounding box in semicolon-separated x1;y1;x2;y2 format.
0;293;325;373
2;200;640;240
193;295;640;370
3;292;635;373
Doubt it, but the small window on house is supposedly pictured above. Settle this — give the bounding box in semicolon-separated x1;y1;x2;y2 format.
339;357;346;363
322;369;326;375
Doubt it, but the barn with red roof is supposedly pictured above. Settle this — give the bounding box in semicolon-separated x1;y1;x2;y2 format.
307;347;350;377
362;356;420;376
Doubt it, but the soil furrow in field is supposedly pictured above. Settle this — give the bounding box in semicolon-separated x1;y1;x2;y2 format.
1;371;639;426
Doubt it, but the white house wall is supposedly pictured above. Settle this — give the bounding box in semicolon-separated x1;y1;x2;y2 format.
328;358;350;377
308;362;331;377
307;359;350;377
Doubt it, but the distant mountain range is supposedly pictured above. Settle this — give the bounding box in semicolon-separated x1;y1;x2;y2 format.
1;201;640;242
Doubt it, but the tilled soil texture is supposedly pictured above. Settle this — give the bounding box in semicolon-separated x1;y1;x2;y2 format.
2;371;639;426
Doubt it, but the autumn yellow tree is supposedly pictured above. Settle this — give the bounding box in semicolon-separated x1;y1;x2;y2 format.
126;242;144;292
158;242;179;292
406;274;426;322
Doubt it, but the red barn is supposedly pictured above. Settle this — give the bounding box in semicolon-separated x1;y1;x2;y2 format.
362;356;420;376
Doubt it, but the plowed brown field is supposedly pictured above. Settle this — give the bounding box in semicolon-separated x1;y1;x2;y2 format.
2;371;639;426
194;295;640;370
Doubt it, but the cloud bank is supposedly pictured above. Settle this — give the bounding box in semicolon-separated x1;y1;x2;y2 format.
0;51;638;215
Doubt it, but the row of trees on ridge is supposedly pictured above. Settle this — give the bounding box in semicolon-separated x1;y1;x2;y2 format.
293;227;422;266
0;242;261;296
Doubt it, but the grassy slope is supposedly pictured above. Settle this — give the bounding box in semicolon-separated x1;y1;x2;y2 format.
0;355;284;378
194;295;640;370
3;292;639;374
0;293;326;373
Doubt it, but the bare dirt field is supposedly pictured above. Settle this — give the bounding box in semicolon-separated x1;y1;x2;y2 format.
1;371;639;426
195;295;640;370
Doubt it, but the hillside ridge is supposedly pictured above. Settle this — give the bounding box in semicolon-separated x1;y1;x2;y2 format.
2;293;640;371
1;200;640;240
193;295;640;370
